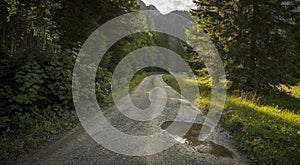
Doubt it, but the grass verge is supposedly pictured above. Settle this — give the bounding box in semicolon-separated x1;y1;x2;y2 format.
162;74;300;164
129;71;165;91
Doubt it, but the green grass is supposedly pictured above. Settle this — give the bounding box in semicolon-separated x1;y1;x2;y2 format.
129;71;165;91
111;71;161;100
162;74;300;164
223;96;300;164
163;74;181;92
163;73;211;105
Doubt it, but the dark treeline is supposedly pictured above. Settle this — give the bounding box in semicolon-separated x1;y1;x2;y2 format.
0;0;156;161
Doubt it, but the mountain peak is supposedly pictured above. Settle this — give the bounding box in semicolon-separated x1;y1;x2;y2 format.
136;0;158;11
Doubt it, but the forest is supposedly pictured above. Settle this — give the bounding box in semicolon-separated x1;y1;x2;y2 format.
0;0;300;164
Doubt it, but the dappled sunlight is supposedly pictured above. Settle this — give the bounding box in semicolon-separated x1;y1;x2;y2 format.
228;97;300;126
223;96;300;163
163;73;300;163
291;85;300;98
278;84;300;99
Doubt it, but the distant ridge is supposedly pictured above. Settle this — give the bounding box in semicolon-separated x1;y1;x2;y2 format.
136;0;195;22
170;10;196;22
136;0;158;11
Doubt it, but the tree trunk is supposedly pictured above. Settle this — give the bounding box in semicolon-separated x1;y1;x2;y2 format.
250;1;259;92
43;25;47;50
2;22;5;49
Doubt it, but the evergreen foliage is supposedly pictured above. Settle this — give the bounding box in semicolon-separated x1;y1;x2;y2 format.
191;0;300;93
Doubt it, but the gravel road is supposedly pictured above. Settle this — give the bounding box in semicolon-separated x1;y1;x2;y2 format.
14;75;248;165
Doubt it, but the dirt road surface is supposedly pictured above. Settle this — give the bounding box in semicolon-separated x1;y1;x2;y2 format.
14;75;248;165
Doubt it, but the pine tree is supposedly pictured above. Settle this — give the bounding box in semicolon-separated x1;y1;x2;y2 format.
192;0;300;93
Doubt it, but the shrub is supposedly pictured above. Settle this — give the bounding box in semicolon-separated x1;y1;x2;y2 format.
0;49;112;161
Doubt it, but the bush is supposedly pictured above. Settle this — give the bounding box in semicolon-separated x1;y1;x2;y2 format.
0;49;112;161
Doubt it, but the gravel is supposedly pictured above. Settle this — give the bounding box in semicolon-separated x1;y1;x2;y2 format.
13;75;248;165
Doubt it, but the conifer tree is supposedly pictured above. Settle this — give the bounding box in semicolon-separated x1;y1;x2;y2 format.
192;0;300;93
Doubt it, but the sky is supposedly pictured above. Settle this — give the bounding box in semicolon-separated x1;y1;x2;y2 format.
141;0;197;14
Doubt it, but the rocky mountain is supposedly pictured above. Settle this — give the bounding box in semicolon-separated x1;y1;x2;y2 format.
136;0;158;11
135;0;196;59
136;0;195;22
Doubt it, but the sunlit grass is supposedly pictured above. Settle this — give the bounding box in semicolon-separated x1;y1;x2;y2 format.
129;71;167;91
224;95;300;164
292;85;300;98
229;97;300;125
110;71;163;101
278;84;300;99
163;73;300;164
163;73;211;106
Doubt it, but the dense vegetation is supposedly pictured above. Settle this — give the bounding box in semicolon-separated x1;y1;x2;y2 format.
169;1;299;163
0;0;155;161
191;0;300;93
162;1;300;163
